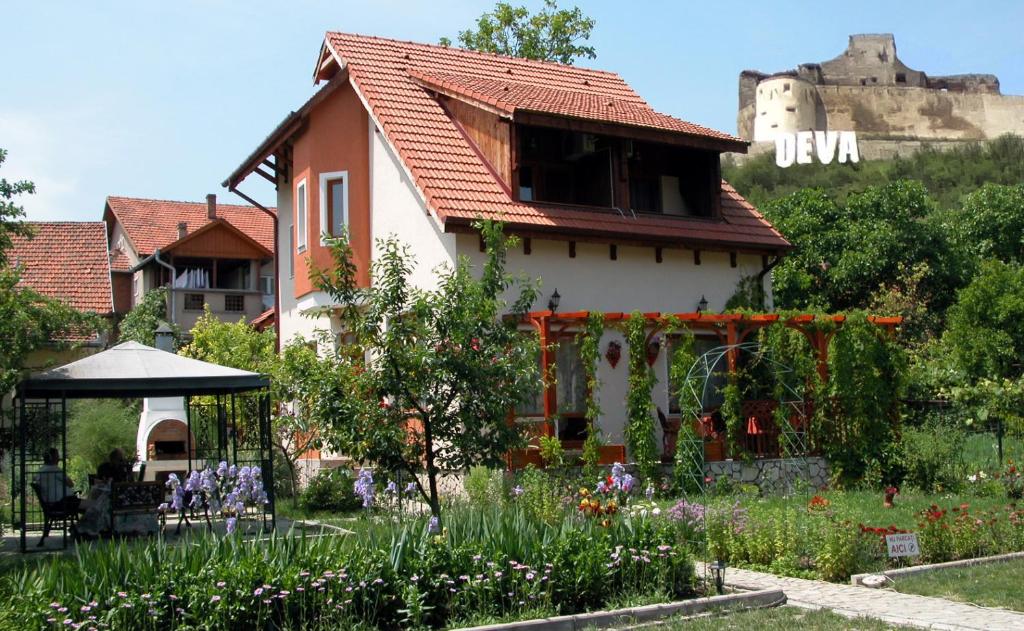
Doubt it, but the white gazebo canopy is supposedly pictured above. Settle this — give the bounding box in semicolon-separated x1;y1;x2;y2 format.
18;341;269;399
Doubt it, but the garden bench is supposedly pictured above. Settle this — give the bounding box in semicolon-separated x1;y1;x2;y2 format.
109;481;164;534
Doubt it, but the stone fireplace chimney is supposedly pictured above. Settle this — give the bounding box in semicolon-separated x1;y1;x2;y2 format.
177;222;188;240
207;193;217;220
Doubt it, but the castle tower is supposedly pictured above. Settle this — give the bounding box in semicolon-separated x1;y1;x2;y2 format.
752;75;826;142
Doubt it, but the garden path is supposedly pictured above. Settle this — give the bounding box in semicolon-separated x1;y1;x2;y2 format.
705;565;1024;630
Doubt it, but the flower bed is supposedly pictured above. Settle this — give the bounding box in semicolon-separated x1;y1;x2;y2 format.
1;505;694;630
705;490;1024;581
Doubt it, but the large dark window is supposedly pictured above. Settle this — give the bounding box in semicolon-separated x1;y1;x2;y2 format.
627;141;716;217
518;126;614;207
516;125;720;218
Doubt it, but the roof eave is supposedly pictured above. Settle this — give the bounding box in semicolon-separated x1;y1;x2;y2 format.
441;215;792;255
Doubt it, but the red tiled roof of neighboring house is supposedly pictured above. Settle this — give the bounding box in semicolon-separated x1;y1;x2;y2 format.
251;307;275;331
105;197;275;256
109;248;132;272
9;222;113;314
409;70;741;142
319;33;790;252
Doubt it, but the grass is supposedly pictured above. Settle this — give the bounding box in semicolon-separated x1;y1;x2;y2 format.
716;488;1014;532
653;606;911;630
962;431;1024;473
893;558;1024;611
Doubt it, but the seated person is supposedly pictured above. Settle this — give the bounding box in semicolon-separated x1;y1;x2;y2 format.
34;448;80;512
96;448;130;483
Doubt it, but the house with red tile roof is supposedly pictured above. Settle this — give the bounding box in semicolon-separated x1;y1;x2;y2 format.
224;32;791;463
103;194;276;333
8;221;113;367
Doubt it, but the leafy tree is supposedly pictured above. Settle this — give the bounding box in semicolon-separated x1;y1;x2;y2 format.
180;309;319;501
307;221;540;518
763;181;958;313
942;260;1024;382
942;183;1024;267
0;148;103;395
118;287;180;346
440;0;596;64
0;149;34;267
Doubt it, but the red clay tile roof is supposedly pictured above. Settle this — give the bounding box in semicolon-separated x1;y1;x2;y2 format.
109;248;132;272
321;33;789;252
409;70;741;142
9;222;113;314
105;197;275;256
251;307;275;331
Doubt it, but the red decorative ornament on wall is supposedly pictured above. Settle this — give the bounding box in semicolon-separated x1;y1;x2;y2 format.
605;341;622;368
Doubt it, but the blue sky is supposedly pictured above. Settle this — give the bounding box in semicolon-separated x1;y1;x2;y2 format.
4;0;1022;221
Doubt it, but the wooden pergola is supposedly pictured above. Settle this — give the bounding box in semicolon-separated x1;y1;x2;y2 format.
521;310;902;439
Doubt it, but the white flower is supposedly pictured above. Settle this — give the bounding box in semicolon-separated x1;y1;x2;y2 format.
652;507;662;516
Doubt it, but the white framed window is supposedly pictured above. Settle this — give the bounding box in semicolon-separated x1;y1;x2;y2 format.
287;224;295;278
296;178;308;252
262;274;278;297
319;170;348;244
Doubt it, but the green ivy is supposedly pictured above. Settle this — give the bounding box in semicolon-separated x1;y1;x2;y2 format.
577;311;604;480
624;312;658;481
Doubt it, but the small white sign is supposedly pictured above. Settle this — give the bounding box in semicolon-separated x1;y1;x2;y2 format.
885;533;920;558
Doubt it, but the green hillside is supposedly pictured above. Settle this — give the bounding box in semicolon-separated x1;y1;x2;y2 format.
723;134;1024;210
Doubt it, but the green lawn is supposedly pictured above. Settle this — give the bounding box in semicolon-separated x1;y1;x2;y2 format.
893;559;1024;611
652;606;909;630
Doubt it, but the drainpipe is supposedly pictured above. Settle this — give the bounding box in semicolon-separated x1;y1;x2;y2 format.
153;249;176;325
757;254;782;311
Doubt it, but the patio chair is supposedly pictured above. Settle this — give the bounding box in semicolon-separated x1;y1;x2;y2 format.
29;481;81;547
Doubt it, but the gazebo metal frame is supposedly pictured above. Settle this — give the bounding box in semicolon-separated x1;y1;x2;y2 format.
10;342;275;552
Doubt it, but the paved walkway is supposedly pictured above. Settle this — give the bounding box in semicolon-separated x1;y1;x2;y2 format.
703;565;1024;630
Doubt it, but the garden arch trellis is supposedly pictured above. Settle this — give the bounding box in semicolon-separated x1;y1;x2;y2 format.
675;341;812;496
11;341;275;552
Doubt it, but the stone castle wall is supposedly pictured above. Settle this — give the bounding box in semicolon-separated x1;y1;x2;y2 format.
737;34;1022;147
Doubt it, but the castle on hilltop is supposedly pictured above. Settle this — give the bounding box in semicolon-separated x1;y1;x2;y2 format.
737;34;1024;158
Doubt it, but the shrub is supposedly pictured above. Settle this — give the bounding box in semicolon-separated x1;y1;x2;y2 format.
66;399;138;475
298;467;361;513
900;423;968;493
463;466;507;508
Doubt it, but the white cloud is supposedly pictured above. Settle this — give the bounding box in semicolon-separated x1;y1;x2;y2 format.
0;102;119;222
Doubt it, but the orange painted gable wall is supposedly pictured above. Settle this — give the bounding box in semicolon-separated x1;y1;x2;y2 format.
291;82;371;298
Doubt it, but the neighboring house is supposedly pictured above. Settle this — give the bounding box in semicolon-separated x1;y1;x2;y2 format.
102;195;276;481
104;195;276;333
9;221;114;370
224;32;791;466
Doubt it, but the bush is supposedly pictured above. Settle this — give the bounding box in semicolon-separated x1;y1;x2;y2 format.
66;399;138;473
298;467;362;513
900;422;968;493
463;465;507;508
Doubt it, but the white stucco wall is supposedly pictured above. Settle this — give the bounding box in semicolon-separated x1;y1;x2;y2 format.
369;120;457;292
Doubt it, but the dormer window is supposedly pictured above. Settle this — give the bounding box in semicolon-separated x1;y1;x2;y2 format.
515;124;719;218
517;126;613;207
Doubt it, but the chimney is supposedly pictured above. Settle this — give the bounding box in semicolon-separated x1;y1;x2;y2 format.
177;222;188;240
207;193;217;220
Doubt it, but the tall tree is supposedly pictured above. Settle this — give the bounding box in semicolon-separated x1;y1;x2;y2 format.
0;148;102;396
307;222;540;518
180;309;319;501
763;181;959;313
440;0;596;64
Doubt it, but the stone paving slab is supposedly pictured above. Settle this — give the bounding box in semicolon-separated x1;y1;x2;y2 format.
704;565;1024;630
